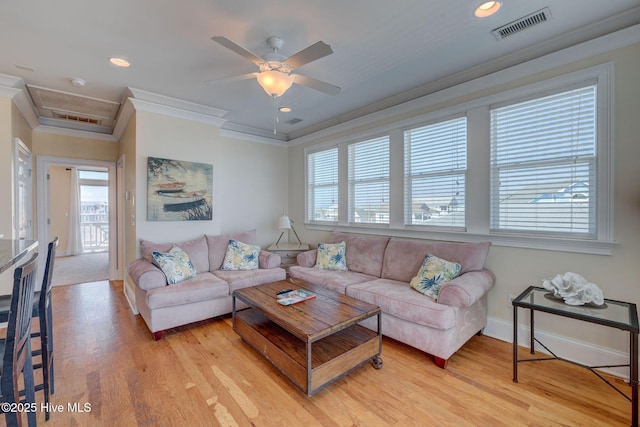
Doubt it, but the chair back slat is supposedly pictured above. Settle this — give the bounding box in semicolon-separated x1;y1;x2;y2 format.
1;252;39;404
40;237;58;311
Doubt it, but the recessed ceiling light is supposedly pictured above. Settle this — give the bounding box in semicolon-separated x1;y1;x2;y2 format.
279;107;292;113
475;1;501;18
109;57;130;67
70;77;86;87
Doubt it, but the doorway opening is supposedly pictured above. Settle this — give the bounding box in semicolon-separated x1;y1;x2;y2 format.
37;156;117;286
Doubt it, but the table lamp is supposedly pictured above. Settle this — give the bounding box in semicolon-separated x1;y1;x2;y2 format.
276;214;302;246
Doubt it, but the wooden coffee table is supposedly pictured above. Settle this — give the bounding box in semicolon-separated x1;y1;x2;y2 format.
232;278;383;396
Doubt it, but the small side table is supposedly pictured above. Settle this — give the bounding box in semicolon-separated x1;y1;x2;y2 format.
513;286;638;427
268;243;310;271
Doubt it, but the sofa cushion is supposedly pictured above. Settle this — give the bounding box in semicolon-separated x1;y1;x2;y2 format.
206;230;257;271
288;266;377;294
381;238;490;282
329;231;390;277
151;246;197;285
409;254;461;300
221;240;260;270
213;268;286;293
346;278;456;330
145;272;229;309
315;241;348;270
140;236;209;273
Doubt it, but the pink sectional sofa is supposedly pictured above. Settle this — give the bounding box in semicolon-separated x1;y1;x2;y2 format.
128;230;285;340
289;231;495;368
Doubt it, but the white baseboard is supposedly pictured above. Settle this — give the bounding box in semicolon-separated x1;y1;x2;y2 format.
123;279;138;315
484;316;632;381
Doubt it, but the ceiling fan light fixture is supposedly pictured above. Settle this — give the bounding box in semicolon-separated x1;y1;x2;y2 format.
109;57;130;67
474;1;501;18
256;70;294;97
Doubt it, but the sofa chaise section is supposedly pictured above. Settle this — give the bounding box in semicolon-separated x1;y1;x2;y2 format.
289;231;494;368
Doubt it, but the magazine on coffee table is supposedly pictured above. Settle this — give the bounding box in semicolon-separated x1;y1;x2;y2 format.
277;289;316;306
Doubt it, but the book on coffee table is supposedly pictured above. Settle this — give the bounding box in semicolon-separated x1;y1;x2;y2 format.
277;289;316;306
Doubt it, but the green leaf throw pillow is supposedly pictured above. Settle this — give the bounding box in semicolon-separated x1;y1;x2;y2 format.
315;241;348;271
221;239;260;270
152;246;196;285
410;254;461;300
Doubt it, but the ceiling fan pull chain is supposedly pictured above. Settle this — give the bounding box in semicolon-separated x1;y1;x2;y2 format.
272;94;278;135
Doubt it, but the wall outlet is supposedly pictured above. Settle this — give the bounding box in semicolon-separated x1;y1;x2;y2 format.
507;294;517;308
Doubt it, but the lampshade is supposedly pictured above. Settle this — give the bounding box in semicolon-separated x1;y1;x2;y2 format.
278;215;292;231
256;70;295;97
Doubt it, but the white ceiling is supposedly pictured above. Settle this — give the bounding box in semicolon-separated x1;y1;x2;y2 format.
1;0;639;141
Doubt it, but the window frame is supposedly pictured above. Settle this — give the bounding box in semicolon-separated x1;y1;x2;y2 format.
403;114;468;231
306;146;340;224
303;63;614;255
347;135;391;226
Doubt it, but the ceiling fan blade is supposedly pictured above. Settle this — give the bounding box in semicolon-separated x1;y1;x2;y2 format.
284;41;333;69
211;36;264;66
293;74;341;96
205;73;257;84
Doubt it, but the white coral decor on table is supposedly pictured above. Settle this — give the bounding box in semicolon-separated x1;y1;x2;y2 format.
542;272;605;306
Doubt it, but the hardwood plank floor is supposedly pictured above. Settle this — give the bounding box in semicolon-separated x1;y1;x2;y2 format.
6;280;634;426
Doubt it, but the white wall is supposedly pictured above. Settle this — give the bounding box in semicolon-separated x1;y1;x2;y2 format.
133;109;289;250
287;38;640;371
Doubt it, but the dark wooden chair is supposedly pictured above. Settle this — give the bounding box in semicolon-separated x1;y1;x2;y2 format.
0;237;58;421
0;252;39;427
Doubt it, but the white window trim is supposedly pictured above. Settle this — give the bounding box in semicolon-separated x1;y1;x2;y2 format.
304;63;615;255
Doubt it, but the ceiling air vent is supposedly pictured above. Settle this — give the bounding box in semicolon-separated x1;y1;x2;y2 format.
492;7;552;40
286;118;303;125
52;112;101;125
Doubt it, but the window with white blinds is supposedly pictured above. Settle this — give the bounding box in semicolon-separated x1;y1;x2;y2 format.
307;147;338;222
490;84;597;237
348;136;390;224
404;117;467;229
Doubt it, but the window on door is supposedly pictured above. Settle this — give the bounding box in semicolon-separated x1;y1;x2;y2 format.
78;170;109;253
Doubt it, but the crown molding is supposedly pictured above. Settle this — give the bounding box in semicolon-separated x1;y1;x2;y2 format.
0;74;40;130
112;97;135;141
127;87;228;127
32;124;117;142
220;122;288;147
0;73;22;88
290;23;640;147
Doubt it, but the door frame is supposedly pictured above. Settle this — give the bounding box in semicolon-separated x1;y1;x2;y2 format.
14;137;33;240
36;156;117;280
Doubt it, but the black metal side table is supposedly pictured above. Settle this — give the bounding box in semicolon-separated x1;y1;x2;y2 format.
513;286;638;427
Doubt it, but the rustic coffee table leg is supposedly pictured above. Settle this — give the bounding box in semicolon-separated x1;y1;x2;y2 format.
371;311;383;369
307;341;313;396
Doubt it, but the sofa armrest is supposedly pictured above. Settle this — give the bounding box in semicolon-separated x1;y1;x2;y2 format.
259;250;281;269
127;259;167;291
437;269;496;308
296;249;317;268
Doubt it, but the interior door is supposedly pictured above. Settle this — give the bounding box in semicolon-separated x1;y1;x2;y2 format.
15;138;33;240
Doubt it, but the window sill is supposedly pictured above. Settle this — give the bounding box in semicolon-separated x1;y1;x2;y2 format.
304;222;615;255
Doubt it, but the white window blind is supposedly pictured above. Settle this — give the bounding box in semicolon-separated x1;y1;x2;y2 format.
404;117;467;229
490;84;597;237
348;136;389;224
307;148;338;222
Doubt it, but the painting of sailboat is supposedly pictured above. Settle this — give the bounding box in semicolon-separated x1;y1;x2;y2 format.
147;157;213;221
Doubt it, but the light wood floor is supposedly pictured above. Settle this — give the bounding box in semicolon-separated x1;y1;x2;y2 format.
11;280;635;426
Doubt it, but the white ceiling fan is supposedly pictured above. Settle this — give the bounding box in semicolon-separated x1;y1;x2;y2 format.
210;36;341;98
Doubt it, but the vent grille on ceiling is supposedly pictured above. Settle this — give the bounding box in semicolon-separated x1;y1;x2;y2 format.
52;112;102;125
286;118;303;125
492;7;552;40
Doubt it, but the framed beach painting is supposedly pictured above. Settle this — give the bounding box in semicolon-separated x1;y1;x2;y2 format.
147;157;213;221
